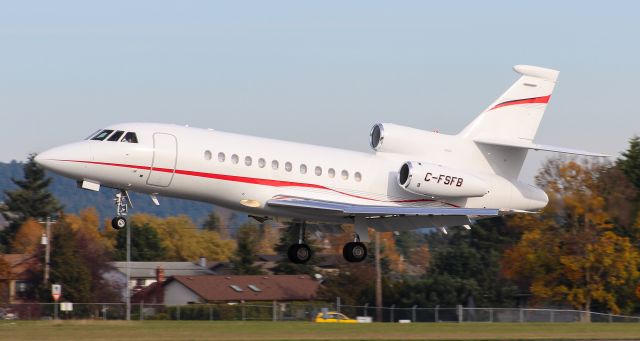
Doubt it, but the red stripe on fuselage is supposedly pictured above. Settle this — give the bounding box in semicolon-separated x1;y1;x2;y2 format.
57;159;458;206
489;95;551;111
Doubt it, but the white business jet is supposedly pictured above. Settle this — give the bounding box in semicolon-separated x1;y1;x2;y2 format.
35;65;607;264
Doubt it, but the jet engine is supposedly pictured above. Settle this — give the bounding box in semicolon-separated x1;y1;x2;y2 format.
398;161;489;198
370;123;436;154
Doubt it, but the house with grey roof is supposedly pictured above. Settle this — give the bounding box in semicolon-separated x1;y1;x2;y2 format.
104;258;216;300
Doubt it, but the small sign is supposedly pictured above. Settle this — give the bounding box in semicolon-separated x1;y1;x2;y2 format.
60;302;73;311
52;284;61;302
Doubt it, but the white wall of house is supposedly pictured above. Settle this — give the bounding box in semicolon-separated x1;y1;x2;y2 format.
164;281;204;306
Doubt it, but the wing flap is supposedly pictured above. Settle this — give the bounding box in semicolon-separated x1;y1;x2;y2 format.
267;196;499;217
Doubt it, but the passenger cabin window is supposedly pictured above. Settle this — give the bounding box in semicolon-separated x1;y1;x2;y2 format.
231;154;239;164
300;164;307;174
341;170;349;180
107;130;125;142
91;130;114;141
204;150;212;160
328;168;335;178
355;172;362;182
245;156;252;166
258;158;266;168
285;162;292;172
315;166;322;176
121;132;138;143
218;152;225;162
272;160;279;170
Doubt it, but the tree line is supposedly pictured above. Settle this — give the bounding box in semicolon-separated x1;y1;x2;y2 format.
1;137;640;318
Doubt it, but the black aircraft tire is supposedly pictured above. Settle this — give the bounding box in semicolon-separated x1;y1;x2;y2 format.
111;216;127;230
288;244;312;264
343;242;367;263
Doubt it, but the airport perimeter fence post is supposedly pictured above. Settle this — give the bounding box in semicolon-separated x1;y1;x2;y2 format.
435;305;439;322
363;303;369;317
336;297;341;313
272;301;277;322
550;310;554;323
390;305;395;322
412;305;417;322
489;308;494;323
209;305;213;321
241;304;246;321
457;305;463;323
139;302;144;321
519;308;523;323
177;305;181;321
609;312;613;323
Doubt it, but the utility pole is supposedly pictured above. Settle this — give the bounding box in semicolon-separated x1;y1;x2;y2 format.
126;221;131;321
39;217;56;285
375;232;382;322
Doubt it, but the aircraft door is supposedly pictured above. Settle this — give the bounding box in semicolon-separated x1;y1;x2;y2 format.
147;133;177;187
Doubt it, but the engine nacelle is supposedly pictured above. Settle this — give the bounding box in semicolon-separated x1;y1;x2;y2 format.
398;161;489;198
370;123;437;154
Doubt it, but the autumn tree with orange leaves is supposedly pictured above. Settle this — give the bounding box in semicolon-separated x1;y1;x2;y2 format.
502;158;640;319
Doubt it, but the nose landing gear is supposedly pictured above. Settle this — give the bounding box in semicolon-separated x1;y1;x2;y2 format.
287;221;313;264
111;190;132;230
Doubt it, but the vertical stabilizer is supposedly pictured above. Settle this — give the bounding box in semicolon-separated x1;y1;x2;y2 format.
459;65;559;141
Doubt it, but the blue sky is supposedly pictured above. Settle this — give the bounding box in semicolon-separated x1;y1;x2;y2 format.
1;1;638;181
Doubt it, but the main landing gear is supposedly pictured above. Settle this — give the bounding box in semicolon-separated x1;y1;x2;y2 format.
111;190;132;230
343;234;367;263
286;222;368;264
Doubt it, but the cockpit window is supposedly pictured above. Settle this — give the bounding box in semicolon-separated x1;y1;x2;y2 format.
85;129;101;140
121;132;138;143
107;130;125;142
91;129;114;141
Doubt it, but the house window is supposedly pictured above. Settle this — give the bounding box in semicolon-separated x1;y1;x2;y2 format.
248;284;262;292
230;284;243;292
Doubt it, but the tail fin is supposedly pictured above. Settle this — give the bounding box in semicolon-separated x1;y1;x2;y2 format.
459;65;559;141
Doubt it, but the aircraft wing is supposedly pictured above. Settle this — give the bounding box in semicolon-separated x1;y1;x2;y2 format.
266;196;499;217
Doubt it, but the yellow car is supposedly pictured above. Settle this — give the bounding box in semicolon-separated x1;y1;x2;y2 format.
314;311;358;323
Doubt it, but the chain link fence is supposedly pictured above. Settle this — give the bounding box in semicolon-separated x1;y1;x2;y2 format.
1;302;639;322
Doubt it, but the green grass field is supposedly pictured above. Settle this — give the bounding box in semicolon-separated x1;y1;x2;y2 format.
1;321;639;341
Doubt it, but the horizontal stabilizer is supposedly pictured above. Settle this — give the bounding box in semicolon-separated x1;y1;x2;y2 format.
474;137;610;157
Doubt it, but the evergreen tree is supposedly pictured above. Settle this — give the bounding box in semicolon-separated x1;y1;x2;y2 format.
230;223;264;275
113;222;167;261
272;221;319;275
202;212;222;232
619;136;640;193
2;154;62;248
49;216;92;303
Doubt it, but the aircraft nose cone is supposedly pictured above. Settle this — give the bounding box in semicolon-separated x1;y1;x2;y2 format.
34;149;56;170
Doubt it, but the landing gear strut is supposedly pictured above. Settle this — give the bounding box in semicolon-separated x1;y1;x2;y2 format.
111;190;132;230
287;221;312;264
342;234;367;263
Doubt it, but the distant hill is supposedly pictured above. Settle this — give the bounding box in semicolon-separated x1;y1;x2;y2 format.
0;160;222;226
